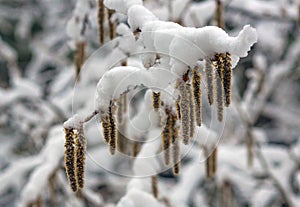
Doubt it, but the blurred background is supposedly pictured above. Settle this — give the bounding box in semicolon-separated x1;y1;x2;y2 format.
0;0;300;206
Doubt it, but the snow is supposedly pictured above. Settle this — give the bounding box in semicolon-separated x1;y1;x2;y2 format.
104;0;143;14
128;5;158;31
63;114;83;129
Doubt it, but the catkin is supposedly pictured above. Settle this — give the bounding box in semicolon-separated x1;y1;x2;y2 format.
151;176;159;198
152;92;161;112
64;128;77;192
192;68;202;126
75;127;86;189
179;82;190;145
101;115;110;144
172;136;180;175
74;41;86;80
107;9;115;40
223;53;232;107
162;110;172;165
117;97;124;125
108;104;117;155
131;141;141;157
215;0;225;29
97;0;104;44
214;54;224;122
211;147;218;175
187;84;196;138
205;59;214;105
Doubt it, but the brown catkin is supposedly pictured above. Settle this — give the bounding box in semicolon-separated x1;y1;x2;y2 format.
223;53;232;107
64;128;77;192
108;104;117;155
187;84;196;138
179;82;190;145
107;9;115;40
152;92;161;112
215;0;225;29
211;147;218;175
151;176;159;198
74;41;86;80
176;97;181;120
172;136;180;175
246;130;253;167
102;115;111;144
131;141;141;157
162;110;172;165
205;59;214;105
97;0;104;44
214;54;224;122
75;127;86;189
192;68;202;126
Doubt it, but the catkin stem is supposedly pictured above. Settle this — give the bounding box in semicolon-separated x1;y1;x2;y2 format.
215;0;225;29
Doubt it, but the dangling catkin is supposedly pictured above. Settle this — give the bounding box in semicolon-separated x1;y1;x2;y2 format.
192;67;202;126
75;126;86;189
214;54;224;122
101;115;110;144
74;41;86;80
151;176;159;199
179;82;190;145
152;92;161;112
187;83;196;138
172;136;180;175
108;103;117;155
64;128;77;192
223;52;232;107
205;59;214;105
97;0;104;44
211;147;218;175
162;109;172;165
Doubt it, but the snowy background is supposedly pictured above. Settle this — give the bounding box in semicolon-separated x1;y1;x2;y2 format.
0;0;300;206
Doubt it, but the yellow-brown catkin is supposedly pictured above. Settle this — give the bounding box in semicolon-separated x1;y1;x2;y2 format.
192;67;202;126
151;176;159;199
162;109;172;165
211;147;218;175
74;41;86;80
75;127;86;189
107;9;116;40
131;141;141;157
215;0;225;29
101;115;111;144
223;52;232;107
214;54;224;122
220;179;233;207
205;59;214;105
64;128;77;192
187;84;196;138
152;92;161;112
108;103;117;155
172;135;180;175
97;0;105;44
179;82;190;145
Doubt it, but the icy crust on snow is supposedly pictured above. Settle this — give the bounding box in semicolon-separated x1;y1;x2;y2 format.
63;114;83;129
